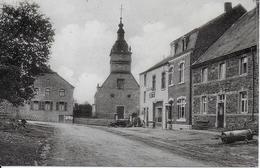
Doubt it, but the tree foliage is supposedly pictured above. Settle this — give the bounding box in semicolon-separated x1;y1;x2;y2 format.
0;2;55;106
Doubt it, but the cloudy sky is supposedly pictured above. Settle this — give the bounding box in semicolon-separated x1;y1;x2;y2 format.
6;0;256;104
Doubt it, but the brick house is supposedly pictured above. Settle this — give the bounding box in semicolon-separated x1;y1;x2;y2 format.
94;18;139;120
191;8;258;130
18;71;75;122
139;3;247;130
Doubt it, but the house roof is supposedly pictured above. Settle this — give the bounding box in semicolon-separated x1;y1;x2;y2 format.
38;70;75;89
140;4;247;75
194;8;258;65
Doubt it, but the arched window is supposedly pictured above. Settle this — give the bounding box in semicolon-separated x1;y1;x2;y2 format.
168;66;174;85
177;97;186;119
179;62;184;83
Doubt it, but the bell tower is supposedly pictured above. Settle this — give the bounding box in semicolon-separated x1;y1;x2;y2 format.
110;8;132;74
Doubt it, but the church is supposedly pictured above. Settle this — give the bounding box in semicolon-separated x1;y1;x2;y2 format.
94;16;139;120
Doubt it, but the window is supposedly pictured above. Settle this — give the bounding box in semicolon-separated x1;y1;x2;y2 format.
161;72;166;89
177;98;186;119
201;67;208;83
56;102;67;111
182;38;185;51
34;88;39;95
45;101;53;111
59;89;65;97
219;63;226;80
201;96;208;114
32;101;39;110
240;56;248;75
168;67;174;85
45;88;50;96
240;91;248;113
174;43;178;54
152;75;156;90
117;79;125;89
155;108;162;122
143;91;146;103
144;74;147;86
179;62;184;83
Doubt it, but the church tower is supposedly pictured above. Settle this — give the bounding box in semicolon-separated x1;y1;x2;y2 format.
94;12;139;121
110;17;132;73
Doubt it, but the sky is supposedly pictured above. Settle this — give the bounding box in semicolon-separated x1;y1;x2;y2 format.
4;0;256;104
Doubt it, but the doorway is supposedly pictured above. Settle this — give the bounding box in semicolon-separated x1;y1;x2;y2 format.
116;106;124;119
217;94;225;128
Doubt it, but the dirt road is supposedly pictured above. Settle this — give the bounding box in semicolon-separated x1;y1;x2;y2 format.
34;122;207;167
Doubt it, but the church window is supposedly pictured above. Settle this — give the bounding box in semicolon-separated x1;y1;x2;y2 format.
117;79;125;89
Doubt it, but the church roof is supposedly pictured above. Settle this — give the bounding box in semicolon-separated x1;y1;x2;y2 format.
110;18;131;55
193;8;258;65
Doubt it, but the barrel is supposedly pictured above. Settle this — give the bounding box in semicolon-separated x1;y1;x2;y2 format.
221;129;253;144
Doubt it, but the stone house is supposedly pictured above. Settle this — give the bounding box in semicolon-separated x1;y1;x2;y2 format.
139;3;247;130
18;72;75;122
94;17;139;120
191;8;258;130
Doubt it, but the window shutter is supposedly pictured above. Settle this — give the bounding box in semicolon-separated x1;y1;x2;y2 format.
56;102;59;111
39;102;42;110
50;102;53;111
30;101;33;110
41;101;45;111
65;102;67;111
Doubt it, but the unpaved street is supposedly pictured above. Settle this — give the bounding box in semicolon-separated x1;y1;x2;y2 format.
34;122;207;167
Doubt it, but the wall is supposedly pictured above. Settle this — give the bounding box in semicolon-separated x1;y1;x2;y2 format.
139;64;169;129
18;73;74;122
192;49;258;130
95;73;139;119
168;51;192;127
74;117;114;126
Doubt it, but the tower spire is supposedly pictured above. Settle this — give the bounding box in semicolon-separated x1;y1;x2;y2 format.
120;4;123;23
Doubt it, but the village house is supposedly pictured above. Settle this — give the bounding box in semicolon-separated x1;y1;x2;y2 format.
191;7;258;130
139;2;247;130
139;58;170;129
0;71;75;122
94;17;139;120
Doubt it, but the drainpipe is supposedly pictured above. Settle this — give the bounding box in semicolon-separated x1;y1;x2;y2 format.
251;47;257;121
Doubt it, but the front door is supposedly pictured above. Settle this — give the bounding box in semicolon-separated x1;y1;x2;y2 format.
217;94;225;128
116;106;124;119
146;108;149;126
59;115;64;122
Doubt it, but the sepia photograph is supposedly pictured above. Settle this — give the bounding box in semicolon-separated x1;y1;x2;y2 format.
0;0;258;167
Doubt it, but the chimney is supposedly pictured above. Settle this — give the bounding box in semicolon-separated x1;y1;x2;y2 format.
224;2;232;13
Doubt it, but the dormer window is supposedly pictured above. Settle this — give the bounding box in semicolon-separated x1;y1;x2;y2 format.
182;36;189;51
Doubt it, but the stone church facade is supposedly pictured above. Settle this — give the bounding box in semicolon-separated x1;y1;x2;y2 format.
94;18;139;120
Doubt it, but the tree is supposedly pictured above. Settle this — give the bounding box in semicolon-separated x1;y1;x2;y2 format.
0;2;55;106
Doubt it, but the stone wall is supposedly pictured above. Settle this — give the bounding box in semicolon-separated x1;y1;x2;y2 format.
74;117;114;126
